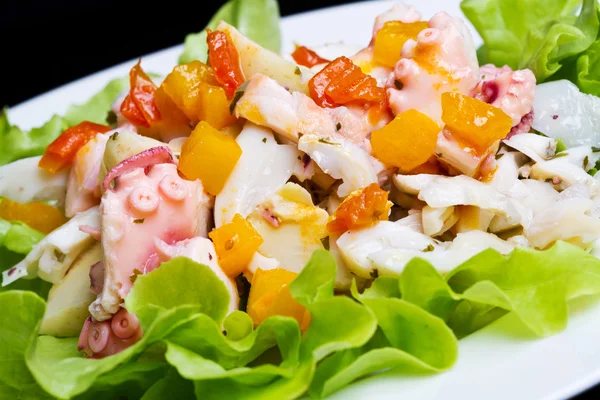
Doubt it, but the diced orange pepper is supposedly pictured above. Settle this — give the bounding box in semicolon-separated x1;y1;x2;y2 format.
207;29;245;98
178;121;242;195
209;214;263;277
154;86;190;128
291;45;330;68
374;21;429;68
247;268;309;330
441;92;512;154
38;121;111;173
327;183;391;234
120;61;161;128
308;56;386;108
159;61;235;129
0;198;68;234
370;109;440;171
197;82;236;129
406;156;445;175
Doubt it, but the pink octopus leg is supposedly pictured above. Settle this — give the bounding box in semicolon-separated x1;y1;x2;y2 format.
474;64;536;127
77;308;143;359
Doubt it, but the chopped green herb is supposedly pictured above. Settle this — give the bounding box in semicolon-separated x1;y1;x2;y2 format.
336;122;342;131
318;137;340;146
106;110;117;126
262;138;267;143
294;66;301;75
584;156;590;169
53;249;65;263
110;132;119;141
552;152;568;159
133;218;145;224
320;236;330;250
555;139;567;153
422;244;435;252
129;268;143;283
593;147;600;153
495;153;504;160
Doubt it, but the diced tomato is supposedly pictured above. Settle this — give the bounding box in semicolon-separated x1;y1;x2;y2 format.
120;60;161;127
308;56;386;108
291;45;330;68
207;29;245;98
120;94;147;126
38;121;111;173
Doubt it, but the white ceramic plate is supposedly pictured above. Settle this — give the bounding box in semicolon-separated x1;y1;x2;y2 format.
7;1;600;399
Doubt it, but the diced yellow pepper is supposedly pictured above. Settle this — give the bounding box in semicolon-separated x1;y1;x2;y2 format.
209;214;263;278
197;82;236;130
159;61;235;129
374;21;429;68
178;121;242;195
370;109;440;172
247;268;310;330
0;198;68;234
441;92;512;154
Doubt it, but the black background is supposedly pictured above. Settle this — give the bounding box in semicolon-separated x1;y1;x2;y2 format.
1;0;598;398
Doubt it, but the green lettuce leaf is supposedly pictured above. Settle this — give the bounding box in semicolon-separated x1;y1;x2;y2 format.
573;37;600;95
447;241;600;336
63;76;129;126
26;257;229;399
0;110;67;166
461;0;599;81
398;241;600;337
0;291;53;399
178;0;281;64
125;256;231;329
184;250;378;400
0;218;45;254
140;368;195;400
306;280;458;399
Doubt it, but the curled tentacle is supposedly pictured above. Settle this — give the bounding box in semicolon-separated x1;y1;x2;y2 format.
387;12;480;123
77;309;143;359
103;146;174;191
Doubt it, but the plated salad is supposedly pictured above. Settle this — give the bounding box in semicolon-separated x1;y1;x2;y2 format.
2;0;600;398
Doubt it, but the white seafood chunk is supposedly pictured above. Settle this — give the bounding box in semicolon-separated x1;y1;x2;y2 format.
503;133;556;163
421;205;458;237
215;122;300;227
526;184;600;249
298;134;378;197
532;80;600;148
530;146;600;192
0;156;69;204
2;207;100;286
338;221;515;277
247;183;328;274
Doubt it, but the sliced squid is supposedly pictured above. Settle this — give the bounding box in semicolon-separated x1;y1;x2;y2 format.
532;80;600;148
247;183;328;274
503;133;556;163
214;122;300;227
369;230;516;276
298;134;378;197
526;184;600;249
530;146;600;192
2;206;100;286
421;205;458;237
0;156;69;205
